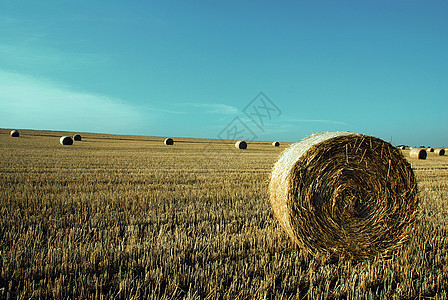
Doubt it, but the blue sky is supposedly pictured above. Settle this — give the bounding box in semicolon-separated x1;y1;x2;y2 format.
1;1;447;147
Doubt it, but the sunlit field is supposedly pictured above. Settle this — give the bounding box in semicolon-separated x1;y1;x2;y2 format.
1;129;447;299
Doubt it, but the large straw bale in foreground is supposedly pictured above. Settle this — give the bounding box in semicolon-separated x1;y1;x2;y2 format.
269;131;418;259
409;148;427;159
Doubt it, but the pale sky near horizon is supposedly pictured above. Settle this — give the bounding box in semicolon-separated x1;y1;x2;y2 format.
1;1;447;147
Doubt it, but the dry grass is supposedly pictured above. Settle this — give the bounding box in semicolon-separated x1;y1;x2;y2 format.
1;129;448;299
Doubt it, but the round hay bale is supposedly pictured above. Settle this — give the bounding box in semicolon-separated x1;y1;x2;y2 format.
427;148;434;152
269;131;418;259
235;140;247;149
272;141;280;147
164;138;174;145
434;148;445;156
409;148;427;159
10;130;20;137
73;134;82;141
60;136;73;145
400;146;406;150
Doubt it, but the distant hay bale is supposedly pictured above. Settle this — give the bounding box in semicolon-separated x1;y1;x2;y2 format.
269;131;418;259
272;141;280;147
409;148;427;159
73;134;82;141
60;136;73;145
427;148;434;152
235;141;247;149
434;148;445;156
10;130;19;137
164;138;174;145
400;146;406;150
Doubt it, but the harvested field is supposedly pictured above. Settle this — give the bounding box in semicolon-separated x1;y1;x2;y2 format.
1;129;448;299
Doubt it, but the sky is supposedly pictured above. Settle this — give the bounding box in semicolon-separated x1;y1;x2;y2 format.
1;1;447;147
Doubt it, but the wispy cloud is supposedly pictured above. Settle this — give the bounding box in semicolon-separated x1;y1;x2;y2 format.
0;15;21;26
180;103;239;115
0;70;145;134
139;102;239;116
0;43;108;71
292;119;350;126
144;107;188;115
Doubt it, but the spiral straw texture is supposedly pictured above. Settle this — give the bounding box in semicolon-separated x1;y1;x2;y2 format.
269;132;418;259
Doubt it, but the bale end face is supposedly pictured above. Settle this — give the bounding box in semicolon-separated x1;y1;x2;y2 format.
10;130;19;137
60;136;73;145
164;138;174;145
235;141;247;149
269;131;419;259
73;134;82;141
